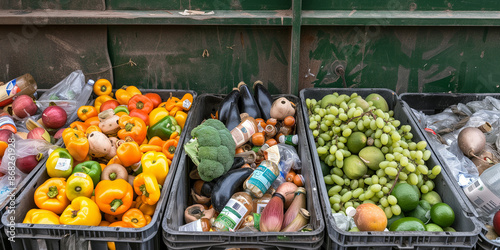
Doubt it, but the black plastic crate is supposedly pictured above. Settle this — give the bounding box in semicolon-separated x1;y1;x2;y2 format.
162;94;324;249
300;88;483;249
400;92;500;250
1;89;196;250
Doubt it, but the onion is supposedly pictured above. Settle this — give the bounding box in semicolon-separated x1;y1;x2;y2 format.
260;193;285;232
0;129;13;144
42;106;67;129
458;127;485;158
282;187;306;229
12;95;37;118
16;153;42;174
276;182;298;208
27;127;51;142
53;128;65;140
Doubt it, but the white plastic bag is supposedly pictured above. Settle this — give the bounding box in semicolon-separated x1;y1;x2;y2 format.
37;70;85;117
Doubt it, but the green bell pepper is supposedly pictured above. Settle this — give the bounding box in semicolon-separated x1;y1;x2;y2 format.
147;115;182;140
114;105;129;115
72;161;102;187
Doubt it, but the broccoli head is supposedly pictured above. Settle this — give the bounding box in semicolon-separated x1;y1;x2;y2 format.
184;119;236;182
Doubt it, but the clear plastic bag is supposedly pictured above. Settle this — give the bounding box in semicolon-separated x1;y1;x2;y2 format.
270;144;302;189
36;70;85;117
0;135;57;175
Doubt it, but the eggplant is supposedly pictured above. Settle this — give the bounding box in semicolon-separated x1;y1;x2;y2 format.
218;88;240;124
211;168;254;212
237;82;261;119
225;102;241;131
228;157;246;172
253;81;273;120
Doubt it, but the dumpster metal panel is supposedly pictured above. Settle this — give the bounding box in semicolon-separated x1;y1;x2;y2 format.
0;0;105;10
108;25;291;94
106;0;291;11
303;0;500;11
299;26;500;94
0;25;112;88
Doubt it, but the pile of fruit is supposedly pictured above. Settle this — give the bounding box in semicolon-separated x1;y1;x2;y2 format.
23;80;193;231
306;92;456;232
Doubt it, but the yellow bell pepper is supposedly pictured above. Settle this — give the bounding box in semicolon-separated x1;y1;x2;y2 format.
141;151;169;185
174;111;188;129
66;172;94;201
46;148;74;178
62;128;89;162
145;215;152;225
23;209;60;224
137;197;156;216
60;197;101;226
94;95;115;113
133;173;161;205
116;86;142;105
93;79;113;96
148;107;169;127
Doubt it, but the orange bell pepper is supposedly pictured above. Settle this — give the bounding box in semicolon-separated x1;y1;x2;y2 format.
94;95;115;113
169;106;181;116
107;155;123;166
109;221;131;227
70;121;89;133
100;163;106;171
174;111;188;129
99;220;111;227
77;106;98;121
62;128;89;162
163;97;180;111
122;208;146;228
85;125;101;135
95;179;134;215
116;141;142;167
93;79;113;96
145;215;152;225
175;93;194;111
133;173;161;205
84;116;100;126
139;144;162;153
162;139;178;160
148;136;166;147
116;86;142;105
117;115;147;144
137;199;156;216
23;209;60;225
104;213;123;223
128;95;154;114
34;178;70;214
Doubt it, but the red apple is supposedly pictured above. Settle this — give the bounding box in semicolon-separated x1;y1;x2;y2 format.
12;95;37;118
16;154;42;174
54;128;65;140
0;129;13;144
42;106;67;129
27;127;51;142
494;210;500;235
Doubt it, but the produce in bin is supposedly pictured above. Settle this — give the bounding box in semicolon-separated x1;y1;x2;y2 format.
21;83;194;234
181;81;310;233
305;92;453;232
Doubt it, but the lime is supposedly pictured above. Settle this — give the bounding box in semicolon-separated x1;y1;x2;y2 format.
348;97;370;112
359;146;385;170
387;213;405;229
430;203;455;228
349;227;360;232
443;227;456;232
343;155;367;179
405;204;430;224
389;217;425;231
421;191;442;206
425;223;444;232
320;160;330;176
347;132;367;154
365;93;389;112
419;200;431;211
411;185;421;199
320;94;337;108
392;183;420;212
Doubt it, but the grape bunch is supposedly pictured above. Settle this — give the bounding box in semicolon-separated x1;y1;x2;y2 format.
305;92;442;219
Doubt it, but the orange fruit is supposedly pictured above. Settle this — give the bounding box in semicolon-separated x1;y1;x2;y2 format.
353;203;387;231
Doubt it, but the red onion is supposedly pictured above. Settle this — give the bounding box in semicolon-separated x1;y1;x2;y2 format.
42;106;67;129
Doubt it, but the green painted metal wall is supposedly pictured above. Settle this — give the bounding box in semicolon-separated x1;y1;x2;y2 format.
1;0;500;95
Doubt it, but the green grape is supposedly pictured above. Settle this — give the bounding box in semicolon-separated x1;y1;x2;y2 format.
415;159;425;166
420;185;429;194
352;188;364;198
325;120;333;127
405;163;416;172
357;120;365;131
358;180;365;188
332;203;341;212
353;109;363;117
336;159;344;168
385;167;398;176
432;165;441;176
338;136;347;143
376;169;385;177
375;109;385;118
372;175;379;184
331;175;345;186
313;130;320;137
325;154;335;164
330;196;341;204
422;150;431;161
318;138;325;147
428;174;437;179
337;142;345;149
417;141;427;150
381;134;389;145
365;129;374;137
324;175;334;185
340;102;348;111
353;202;360;208
348;121;356;129
417;165;429;175
399;141;408;149
321;123;329;132
402;125;411;133
385;207;393;219
398;172;408;181
425;180;434;191
334;119;342;126
379;177;388;185
339;113;348;121
329;145;338;155
363;200;376;205
376;191;385;198
387;195;397;205
381;146;389;154
342;128;352;137
314;114;321;122
331;167;342;177
317;146;327;155
414;150;423;161
388;110;394;117
330;106;339;115
407;142;416;150
343;150;351;157
347;108;355;118
319;109;326;117
370;196;380;203
325;114;335;121
385;154;395;161
370;120;378;130
364;178;373;185
374;129;383;139
359;194;366;201
370;184;382;193
391;133;401;142
363;118;371;127
350;179;359;190
345;201;354;208
365;190;375;199
335;151;344;161
391;205;402;215
344;178;351;186
404;132;413;140
309;121;318;129
409;150;416;159
382;186;390;194
381;125;390;133
402;149;410;157
409;173;418;185
374;139;382;148
393;147;403;153
379;161;389;169
320;133;331;142
340;188;348;196
400;156;409;167
376;117;385;129
341;191;353;202
380;197;389;207
394;153;402;162
392;120;401;127
388;161;398;169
